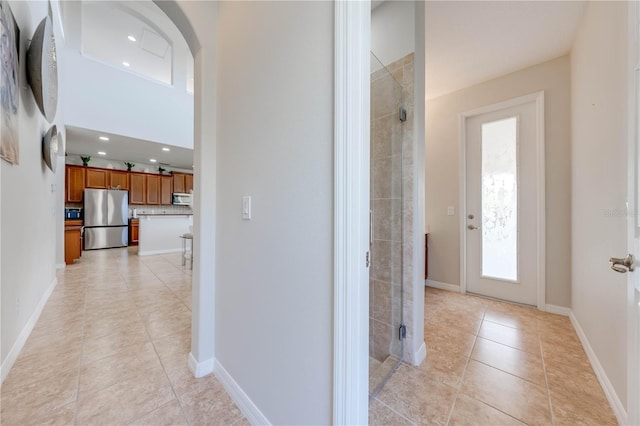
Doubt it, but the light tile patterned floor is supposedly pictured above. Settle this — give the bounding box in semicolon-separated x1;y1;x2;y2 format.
1;247;247;426
1;249;620;425
370;287;619;425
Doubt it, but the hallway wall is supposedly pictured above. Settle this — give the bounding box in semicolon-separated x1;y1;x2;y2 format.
214;2;333;424
425;55;572;307
1;0;65;380
571;1;628;416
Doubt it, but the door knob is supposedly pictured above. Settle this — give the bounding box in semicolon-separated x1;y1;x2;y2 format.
610;254;635;273
467;224;479;230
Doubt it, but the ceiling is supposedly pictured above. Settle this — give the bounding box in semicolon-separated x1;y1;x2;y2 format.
60;1;194;167
65;126;193;170
426;1;587;99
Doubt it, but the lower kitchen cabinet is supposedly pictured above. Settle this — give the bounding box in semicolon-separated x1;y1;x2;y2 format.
129;219;139;245
64;220;83;265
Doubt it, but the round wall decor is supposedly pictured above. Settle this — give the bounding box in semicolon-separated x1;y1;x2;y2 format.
26;15;58;122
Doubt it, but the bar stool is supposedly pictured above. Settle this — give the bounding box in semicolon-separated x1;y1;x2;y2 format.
179;233;193;269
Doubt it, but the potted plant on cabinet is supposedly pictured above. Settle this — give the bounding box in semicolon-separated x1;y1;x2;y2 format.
80;156;91;166
124;161;135;171
158;166;166;175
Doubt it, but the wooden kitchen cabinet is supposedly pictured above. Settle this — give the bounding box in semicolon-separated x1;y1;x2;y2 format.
85;168;108;189
161;176;173;205
64;220;83;265
129;173;146;205
173;173;185;193
172;172;193;194
146;175;161;205
65;165;85;203
129;219;139;245
109;170;129;190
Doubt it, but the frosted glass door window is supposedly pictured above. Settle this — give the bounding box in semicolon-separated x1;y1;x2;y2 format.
481;117;518;281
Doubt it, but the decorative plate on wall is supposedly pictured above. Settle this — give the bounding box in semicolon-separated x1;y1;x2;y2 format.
26;15;57;122
42;124;59;172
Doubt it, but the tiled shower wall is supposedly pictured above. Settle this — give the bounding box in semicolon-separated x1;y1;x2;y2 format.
370;53;415;363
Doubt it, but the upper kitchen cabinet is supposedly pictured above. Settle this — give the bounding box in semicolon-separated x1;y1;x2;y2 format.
185;173;193;193
146;175;161;205
173;173;185;193
85;168;108;189
109;170;129;190
65;165;86;203
161;176;173;205
129;173;146;205
172;172;193;194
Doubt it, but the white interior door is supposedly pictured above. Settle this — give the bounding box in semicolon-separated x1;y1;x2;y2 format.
464;95;543;306
626;2;640;422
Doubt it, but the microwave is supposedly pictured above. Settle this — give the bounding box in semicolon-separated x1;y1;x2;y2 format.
172;193;192;206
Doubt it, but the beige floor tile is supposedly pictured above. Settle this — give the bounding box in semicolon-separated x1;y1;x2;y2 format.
550;389;618;426
424;322;477;357
471;337;545;386
460;360;551;425
369;398;415;425
1;368;78;424
128;399;188;426
81;321;151;363
76;368;175;425
483;307;538;333
425;310;483;336
477;320;540;354
179;375;244;426
414;348;468;388
448;394;525;426
79;342;163;393
540;336;591;370
376;364;457;425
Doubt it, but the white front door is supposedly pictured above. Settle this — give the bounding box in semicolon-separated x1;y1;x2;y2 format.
463;94;544;306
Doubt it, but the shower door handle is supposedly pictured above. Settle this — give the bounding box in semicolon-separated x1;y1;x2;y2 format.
370;210;373;245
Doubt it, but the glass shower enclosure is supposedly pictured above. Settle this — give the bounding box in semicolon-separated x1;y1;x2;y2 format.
369;52;405;397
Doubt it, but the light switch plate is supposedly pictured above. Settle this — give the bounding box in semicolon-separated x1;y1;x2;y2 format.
447;206;455;216
242;196;251;220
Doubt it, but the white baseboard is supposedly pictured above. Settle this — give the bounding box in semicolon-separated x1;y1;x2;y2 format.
215;359;271;426
569;312;627;425
413;341;426;366
544;304;571;316
187;353;214;378
425;279;461;293
138;248;183;256
55;263;66;270
1;277;58;384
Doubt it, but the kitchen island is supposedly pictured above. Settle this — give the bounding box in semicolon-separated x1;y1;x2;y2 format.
137;214;193;256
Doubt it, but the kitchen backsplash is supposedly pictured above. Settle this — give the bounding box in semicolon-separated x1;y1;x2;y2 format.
129;205;193;216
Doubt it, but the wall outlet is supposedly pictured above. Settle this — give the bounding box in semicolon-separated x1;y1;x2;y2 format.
447;206;455;216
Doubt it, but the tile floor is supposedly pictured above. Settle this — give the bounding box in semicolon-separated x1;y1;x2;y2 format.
1;247;247;426
370;287;619;425
1;248;620;425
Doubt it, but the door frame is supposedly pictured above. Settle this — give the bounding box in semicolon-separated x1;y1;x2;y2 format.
626;1;639;423
333;0;370;424
458;92;546;310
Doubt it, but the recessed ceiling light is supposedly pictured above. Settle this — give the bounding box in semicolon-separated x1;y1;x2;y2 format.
162;147;170;152
150;159;157;163
99;136;109;141
98;151;106;156
122;61;130;67
127;35;137;42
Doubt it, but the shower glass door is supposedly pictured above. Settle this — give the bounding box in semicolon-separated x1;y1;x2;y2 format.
369;52;405;397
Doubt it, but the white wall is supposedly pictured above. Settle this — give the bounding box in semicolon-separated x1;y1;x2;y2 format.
215;2;333;423
65;154;193;175
1;0;65;379
61;49;193;150
371;0;415;66
571;1;629;413
425;56;572;307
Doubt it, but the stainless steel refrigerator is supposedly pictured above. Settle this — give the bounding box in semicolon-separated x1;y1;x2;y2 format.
84;189;128;250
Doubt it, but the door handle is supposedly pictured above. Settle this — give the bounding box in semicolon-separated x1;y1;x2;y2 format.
467;224;480;230
610;254;634;273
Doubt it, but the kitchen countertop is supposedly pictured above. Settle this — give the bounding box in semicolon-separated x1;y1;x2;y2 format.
134;213;193;217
